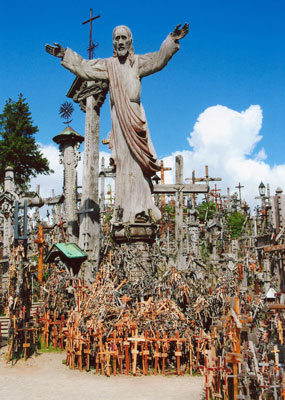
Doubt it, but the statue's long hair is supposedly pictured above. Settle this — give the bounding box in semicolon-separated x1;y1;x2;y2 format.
113;25;135;67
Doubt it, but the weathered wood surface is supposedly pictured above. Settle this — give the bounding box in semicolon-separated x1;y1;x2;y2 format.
152;183;208;194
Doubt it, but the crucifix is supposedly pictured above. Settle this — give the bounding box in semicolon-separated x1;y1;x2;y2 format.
210;184;221;210
160;160;172;206
153;155;209;267
75;11;107;269
235;182;244;203
82;9;100;60
186;165;222;203
34;225;45;283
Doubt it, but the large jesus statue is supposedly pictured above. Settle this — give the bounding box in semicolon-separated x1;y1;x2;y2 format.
46;23;188;225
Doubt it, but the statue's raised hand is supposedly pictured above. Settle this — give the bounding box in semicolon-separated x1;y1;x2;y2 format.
45;43;65;58
171;23;189;42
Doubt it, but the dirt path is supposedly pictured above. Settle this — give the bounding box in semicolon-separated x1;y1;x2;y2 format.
0;350;204;400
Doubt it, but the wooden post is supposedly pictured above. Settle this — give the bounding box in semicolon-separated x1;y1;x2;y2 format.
124;335;130;375
154;331;161;376
142;330;150;375
175;156;184;266
160;160;172;206
23;322;30;361
129;329;144;375
189;335;194;375
84;334;91;371
161;331;168;375
100;157;105;212
34;225;44;283
79;88;101;269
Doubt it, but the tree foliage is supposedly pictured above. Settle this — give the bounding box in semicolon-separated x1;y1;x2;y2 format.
197;201;216;222
0;94;52;191
227;212;246;238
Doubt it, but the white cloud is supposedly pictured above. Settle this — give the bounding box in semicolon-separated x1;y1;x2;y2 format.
162;105;285;209
30;143;111;199
30;104;285;213
30;144;63;198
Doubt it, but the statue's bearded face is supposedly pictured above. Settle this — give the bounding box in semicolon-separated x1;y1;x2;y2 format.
113;27;131;57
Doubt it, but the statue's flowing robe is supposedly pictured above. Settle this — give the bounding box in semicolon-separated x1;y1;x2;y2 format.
62;35;179;223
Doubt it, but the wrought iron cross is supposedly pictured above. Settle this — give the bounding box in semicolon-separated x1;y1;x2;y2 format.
82;9;100;60
235;182;244;203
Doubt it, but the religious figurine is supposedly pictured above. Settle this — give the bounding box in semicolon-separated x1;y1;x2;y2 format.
46;23;189;225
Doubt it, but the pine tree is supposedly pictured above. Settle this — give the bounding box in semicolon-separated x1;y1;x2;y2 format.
0;94;52;191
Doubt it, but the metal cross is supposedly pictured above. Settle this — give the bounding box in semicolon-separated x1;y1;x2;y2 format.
82;9;100;60
235;182;244;203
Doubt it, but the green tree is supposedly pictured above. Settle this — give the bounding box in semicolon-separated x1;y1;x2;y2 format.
0;94;52;191
227;212;246;238
197;201;216;222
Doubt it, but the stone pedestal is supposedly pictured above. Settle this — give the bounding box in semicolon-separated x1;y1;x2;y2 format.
112;222;157;244
111;222;158;284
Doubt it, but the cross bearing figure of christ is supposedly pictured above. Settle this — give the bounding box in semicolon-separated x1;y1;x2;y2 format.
46;23;189;225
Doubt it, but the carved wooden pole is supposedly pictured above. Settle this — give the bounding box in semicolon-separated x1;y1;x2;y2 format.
79;88;100;261
53;127;84;243
175;155;184;266
2;167;16;258
67;77;108;274
100;157;105;213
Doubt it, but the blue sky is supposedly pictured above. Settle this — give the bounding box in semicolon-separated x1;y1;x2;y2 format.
1;0;285;201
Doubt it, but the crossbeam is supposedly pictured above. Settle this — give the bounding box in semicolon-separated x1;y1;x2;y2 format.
153;183;208;194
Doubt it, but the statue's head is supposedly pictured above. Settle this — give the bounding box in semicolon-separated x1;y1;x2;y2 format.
113;25;134;62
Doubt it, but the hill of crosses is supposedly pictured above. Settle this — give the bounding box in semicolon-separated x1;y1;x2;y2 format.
1;21;285;400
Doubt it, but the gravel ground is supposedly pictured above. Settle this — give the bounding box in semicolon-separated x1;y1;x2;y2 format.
0;349;204;400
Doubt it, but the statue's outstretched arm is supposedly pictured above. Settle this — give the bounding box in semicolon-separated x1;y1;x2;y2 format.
139;23;189;78
45;43;65;59
170;23;189;42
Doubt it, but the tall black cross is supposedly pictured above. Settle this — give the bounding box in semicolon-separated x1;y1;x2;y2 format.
82;9;100;60
235;182;244;203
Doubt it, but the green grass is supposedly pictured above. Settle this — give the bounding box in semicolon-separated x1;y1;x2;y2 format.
38;335;64;353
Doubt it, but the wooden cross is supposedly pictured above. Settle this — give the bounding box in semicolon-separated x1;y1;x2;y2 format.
82;9;100;60
17;322;36;361
210;184;221;210
153;331;161;376
154;156;208;263
107;331;121;375
277;317;283;345
271;345;280;373
76;200;96;251
57;214;66;242
160;160;172;206
186;165;222;202
188;335;194;375
34;225;45;283
160;331;169;375
128;329;145;375
168;331;186;375
59;315;65;351
120;294;131;305
141;330;151;375
123;335;130;375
